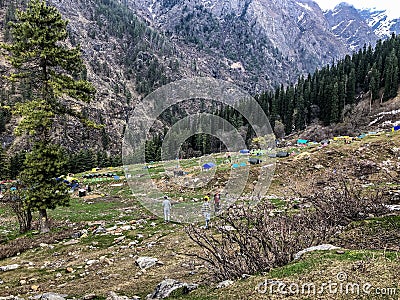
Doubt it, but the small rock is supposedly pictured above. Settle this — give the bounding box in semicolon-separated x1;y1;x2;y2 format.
63;239;79;246
0;264;20;272
336;250;346;255
106;226;118;232
82;294;96;300
31;292;67;300
86;260;99;266
216;280;234;289
120;225;132;231
93;226;107;234
106;291;131;300
113;236;125;244
20;279;27;285
146;279;198;299
0;296;24;300
136;257;158;270
31;284;40;291
66;267;74;273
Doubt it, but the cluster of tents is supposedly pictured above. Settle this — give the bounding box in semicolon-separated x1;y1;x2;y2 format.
82;173;119;179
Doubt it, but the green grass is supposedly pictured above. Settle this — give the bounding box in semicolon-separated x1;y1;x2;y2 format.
51;197;133;223
268;198;286;209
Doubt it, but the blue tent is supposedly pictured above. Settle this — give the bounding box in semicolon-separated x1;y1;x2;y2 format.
239;149;250;154
232;163;239;168
393;126;400;132
203;163;216;169
239;162;247;167
297;139;308;144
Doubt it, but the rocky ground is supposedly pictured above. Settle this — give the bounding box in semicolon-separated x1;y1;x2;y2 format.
0;132;399;299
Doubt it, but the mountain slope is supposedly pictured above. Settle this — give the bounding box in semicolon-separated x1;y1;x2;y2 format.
324;3;378;50
325;3;400;49
359;8;400;38
128;0;349;91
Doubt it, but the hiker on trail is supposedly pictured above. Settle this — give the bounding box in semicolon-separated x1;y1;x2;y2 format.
213;192;221;214
162;196;171;223
201;194;211;229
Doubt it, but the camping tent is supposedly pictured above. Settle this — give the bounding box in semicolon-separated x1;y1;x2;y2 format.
239;149;250;154
297;139;308;145
392;126;400;132
203;162;216;170
232;163;239;168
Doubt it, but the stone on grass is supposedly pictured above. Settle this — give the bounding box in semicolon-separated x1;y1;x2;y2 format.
216;280;234;289
30;293;67;300
93;226;107;234
86;260;99;265
82;294;96;300
294;244;340;260
136;257;159;270
106;291;139;300
146;279;198;299
0;264;20;272
63;239;79;246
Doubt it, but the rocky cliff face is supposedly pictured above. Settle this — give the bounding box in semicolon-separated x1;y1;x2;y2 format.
128;0;349;91
324;3;378;51
359;8;400;38
325;3;400;51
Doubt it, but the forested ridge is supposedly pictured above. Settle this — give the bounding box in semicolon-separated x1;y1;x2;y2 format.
257;34;400;135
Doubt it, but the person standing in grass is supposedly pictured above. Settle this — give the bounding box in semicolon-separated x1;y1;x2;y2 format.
162;196;171;223
201;195;211;229
213;191;221;214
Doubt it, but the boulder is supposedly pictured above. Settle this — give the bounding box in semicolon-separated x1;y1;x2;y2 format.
106;291;139;300
30;293;67;300
136;257;159;270
216;280;234;289
146;279;198;299
0;264;20;272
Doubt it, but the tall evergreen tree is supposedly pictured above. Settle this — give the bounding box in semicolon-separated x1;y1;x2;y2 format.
1;0;95;233
383;49;399;100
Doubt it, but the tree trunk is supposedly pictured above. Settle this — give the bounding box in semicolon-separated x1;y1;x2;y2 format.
39;208;50;233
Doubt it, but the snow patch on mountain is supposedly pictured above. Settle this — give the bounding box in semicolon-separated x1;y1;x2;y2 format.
296;2;313;12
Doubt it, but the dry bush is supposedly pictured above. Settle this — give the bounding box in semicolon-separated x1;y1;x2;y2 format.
186;181;390;281
1;189;32;233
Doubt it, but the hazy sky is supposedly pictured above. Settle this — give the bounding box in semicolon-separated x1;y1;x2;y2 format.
314;0;400;19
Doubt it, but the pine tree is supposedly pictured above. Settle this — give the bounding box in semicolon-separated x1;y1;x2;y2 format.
18;142;69;233
383;49;399;100
0;0;96;233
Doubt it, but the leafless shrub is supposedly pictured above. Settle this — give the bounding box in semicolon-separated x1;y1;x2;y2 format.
186;180;389;281
306;180;389;226
1;188;32;233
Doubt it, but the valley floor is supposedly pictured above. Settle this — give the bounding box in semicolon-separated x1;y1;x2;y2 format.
0;132;399;299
